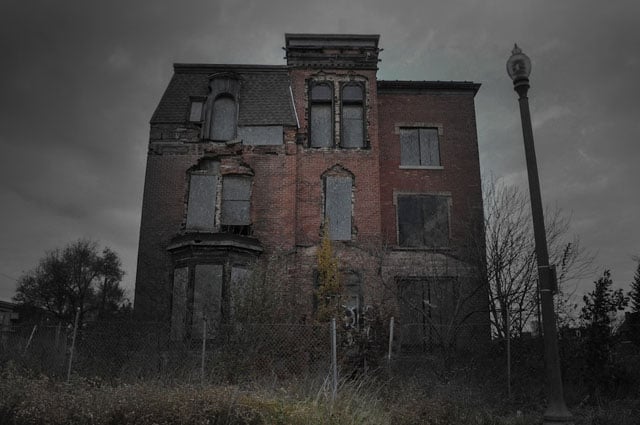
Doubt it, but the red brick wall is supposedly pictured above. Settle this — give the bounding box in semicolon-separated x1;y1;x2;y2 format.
377;90;483;250
135;70;484;326
289;69;382;246
134;151;199;320
243;138;298;250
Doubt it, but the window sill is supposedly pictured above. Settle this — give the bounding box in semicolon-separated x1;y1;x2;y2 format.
307;146;371;151
399;165;444;170
392;246;451;252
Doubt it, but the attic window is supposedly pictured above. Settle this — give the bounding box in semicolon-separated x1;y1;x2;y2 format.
211;95;237;141
189;100;204;122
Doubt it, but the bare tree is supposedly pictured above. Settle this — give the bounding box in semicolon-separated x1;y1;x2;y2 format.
480;179;594;339
368;240;489;368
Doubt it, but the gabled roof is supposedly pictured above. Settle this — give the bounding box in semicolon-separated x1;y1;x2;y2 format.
151;64;298;126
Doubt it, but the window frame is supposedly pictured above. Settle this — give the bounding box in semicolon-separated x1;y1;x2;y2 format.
323;173;354;241
220;174;253;235
184;160;253;236
171;261;246;340
188;96;206;123
309;81;334;148
395;192;451;249
397;125;443;169
396;276;455;352
185;160;221;232
210;94;238;141
340;82;366;149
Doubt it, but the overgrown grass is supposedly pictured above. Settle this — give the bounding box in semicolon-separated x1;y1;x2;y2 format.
1;362;638;425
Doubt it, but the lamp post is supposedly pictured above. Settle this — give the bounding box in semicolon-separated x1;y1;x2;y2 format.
507;45;574;424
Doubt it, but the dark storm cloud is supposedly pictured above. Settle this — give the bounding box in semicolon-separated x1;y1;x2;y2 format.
0;0;638;301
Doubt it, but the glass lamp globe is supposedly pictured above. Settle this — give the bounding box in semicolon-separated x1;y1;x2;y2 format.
506;44;532;81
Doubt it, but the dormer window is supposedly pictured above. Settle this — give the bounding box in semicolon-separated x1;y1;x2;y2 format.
211;95;237;141
202;74;241;141
189;99;204;122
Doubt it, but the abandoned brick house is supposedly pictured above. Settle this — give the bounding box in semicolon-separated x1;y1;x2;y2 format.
134;34;488;347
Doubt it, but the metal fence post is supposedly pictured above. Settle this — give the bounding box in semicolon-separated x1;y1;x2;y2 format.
331;318;338;401
54;322;61;350
23;324;37;356
66;308;81;383
388;316;395;363
506;306;512;399
201;316;207;386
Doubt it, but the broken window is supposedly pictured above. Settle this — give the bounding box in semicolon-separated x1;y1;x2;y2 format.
397;194;449;247
221;175;252;227
325;175;352;240
400;128;440;166
310;83;333;148
185;160;220;231
341;84;364;148
211;95;237;141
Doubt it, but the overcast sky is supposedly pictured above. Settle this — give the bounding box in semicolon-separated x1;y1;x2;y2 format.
1;0;638;305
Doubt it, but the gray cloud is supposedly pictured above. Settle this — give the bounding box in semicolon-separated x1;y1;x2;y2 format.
0;0;638;302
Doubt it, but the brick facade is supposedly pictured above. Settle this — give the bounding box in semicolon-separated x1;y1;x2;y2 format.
134;34;488;345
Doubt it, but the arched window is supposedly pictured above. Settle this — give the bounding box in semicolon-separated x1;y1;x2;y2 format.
310;83;333;148
341;84;364;148
211;95;237;141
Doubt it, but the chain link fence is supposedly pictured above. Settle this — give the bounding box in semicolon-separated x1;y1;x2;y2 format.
2;318;638;400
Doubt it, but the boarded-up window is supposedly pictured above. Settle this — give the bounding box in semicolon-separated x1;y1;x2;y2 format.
397;195;449;247
400;128;440;166
192;264;223;338
325;175;352;240
341;84;364;148
221;175;251;225
310;83;333;148
186;175;218;231
211;95;237;141
170;267;189;341
189;101;203;122
397;277;454;353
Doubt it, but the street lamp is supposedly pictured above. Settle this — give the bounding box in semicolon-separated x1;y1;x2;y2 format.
507;44;574;424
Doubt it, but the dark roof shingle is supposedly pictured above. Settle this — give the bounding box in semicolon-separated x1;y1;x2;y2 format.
151;65;297;126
